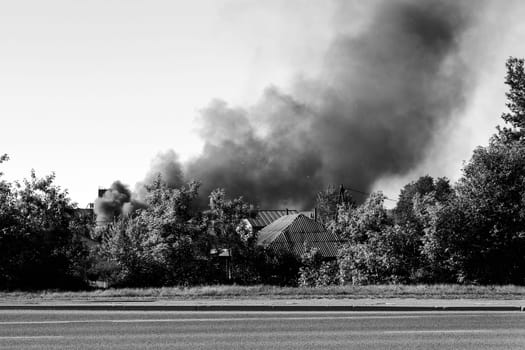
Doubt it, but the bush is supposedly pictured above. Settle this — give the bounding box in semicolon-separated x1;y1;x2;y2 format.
298;247;339;287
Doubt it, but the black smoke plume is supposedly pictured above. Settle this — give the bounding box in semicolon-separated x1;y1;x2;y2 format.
94;181;146;222
101;0;482;216
183;0;477;208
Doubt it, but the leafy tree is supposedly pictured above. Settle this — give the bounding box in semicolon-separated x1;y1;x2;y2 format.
0;154;15;229
332;191;391;244
443;57;525;284
454;142;525;283
415;57;525;284
394;176;453;226
315;185;355;225
252;247;301;286
336;192;392;284
298;247;339;287
338;225;422;284
203;188;257;283
497;57;525;143
413;191;464;282
94;179;209;286
0;154;16;287
0;153;8;174
0;170;88;289
335;191;431;284
388;176;455;282
204;188;251;248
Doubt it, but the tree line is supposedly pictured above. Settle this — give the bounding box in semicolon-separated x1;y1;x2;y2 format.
1;57;525;290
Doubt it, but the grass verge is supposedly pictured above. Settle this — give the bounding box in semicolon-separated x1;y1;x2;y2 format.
1;284;525;301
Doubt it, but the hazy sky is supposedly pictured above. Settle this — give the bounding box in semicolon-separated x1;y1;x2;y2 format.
1;0;524;207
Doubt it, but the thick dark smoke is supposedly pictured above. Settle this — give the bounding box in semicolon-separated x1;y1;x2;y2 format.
184;91;324;207
143;150;184;189
99;0;482;217
183;0;477;208
94;181;146;222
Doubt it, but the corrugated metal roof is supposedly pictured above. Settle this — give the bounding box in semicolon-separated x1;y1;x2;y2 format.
257;214;340;258
299;210;315;219
247;209;299;229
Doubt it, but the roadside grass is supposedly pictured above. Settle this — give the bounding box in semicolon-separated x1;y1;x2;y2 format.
1;284;525;301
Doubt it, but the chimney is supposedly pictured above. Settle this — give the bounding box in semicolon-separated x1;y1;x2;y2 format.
98;188;108;198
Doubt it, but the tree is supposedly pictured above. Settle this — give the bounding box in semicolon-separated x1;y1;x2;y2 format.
335;190;435;284
388;176;455;282
94;179;210;287
497;57;525;143
444;57;525;284
315;185;355;226
413;191;465;282
335;192;394;284
453;142;525;283
203;188;257;283
0;154;14;229
394;176;453;225
298;246;339;287
0;154;17;287
416;57;525;284
204;188;251;247
0;153;8;175
332;191;391;244
252;247;301;286
0;170;88;289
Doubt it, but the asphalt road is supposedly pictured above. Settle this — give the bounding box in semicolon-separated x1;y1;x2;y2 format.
0;310;524;349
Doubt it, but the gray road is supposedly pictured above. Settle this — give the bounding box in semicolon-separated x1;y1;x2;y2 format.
0;310;524;349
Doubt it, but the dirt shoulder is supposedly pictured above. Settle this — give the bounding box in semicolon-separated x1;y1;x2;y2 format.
0;297;524;312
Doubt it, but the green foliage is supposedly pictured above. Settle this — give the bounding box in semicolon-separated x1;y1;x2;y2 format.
336;192;390;284
203;188;258;283
454;142;525;283
414;57;525;284
335;191;436;284
497;57;525;143
0;153;8;177
332;192;391;244
338;224;422;285
315;185;355;226
252;247;301;286
3;57;525;289
298;247;339;287
394;176;453;226
0;169;89;289
412;192;461;282
204;188;252;249
93;180;210;287
415;142;525;284
390;176;455;282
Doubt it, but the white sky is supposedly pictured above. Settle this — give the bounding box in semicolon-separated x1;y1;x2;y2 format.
1;0;524;207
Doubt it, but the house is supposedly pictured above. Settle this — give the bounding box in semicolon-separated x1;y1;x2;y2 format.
256;213;339;259
244;209;299;234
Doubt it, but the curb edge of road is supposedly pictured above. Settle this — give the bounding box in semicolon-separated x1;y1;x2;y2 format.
0;304;524;312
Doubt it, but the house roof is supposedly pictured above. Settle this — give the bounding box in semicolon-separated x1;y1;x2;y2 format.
246;209;299;229
256;214;339;258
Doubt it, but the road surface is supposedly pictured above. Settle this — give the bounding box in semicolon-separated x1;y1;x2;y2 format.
1;310;524;349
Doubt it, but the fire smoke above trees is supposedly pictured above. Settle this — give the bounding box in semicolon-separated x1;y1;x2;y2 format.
96;0;483;219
